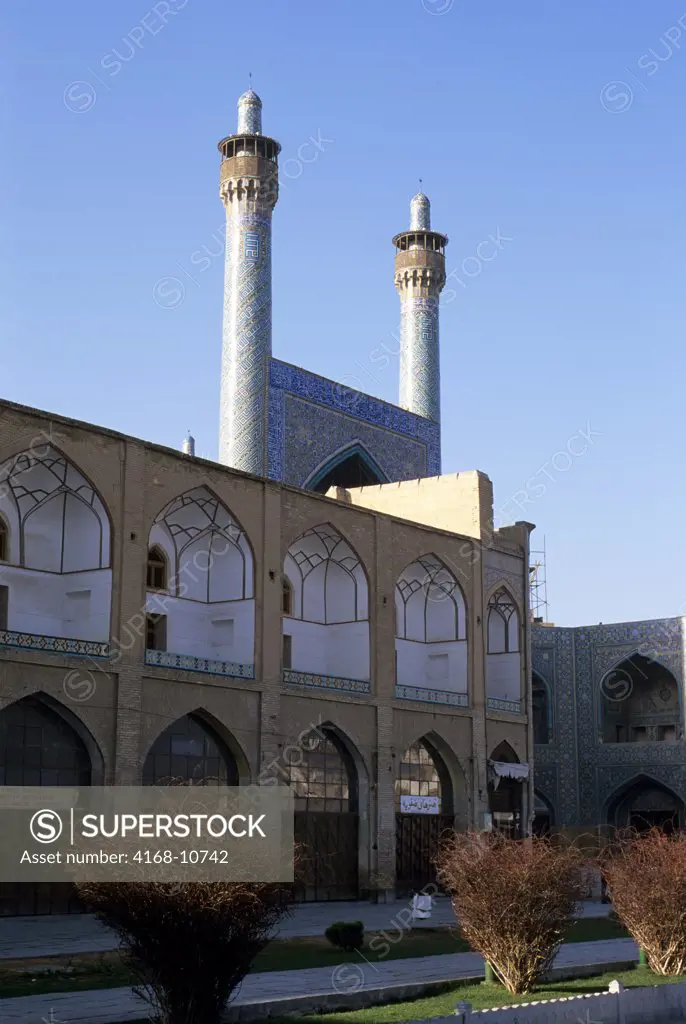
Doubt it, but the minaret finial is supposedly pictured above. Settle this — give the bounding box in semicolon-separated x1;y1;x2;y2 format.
237;83;262;135
410;190;431;231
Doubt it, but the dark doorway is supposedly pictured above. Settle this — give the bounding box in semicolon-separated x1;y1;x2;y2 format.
532;792;554;837
395;739;454;895
606;776;684;834
289;730;359;901
630;811;678;834
0;696;92;917
488;743;524;838
308;450;385;494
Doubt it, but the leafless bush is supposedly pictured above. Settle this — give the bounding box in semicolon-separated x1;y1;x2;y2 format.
436;832;586;994
76;879;293;1024
600;827;686;975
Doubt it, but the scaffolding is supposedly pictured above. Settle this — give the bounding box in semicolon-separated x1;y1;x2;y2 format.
529;537;549;624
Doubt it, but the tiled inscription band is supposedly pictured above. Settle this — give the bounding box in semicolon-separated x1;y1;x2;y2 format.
0;786;293;883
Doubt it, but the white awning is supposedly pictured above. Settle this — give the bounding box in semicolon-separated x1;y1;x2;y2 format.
488;760;530;787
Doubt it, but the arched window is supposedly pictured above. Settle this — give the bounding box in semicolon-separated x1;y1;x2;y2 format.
487;588;520;653
395;556;466;642
532;674;551;744
142;714;238;786
149;487;253;602
285;524;368;624
283;524;369;683
287;730;356;813
146;545;167;591
599;654;681;744
395;738;455;895
396;741;442;806
0;447;110;571
0;696;91;786
282;577;293;616
0;516;8;562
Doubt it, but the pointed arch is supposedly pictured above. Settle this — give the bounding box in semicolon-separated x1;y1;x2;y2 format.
395;730;467;895
395;553;467;642
0;691;104;785
488;741;524;837
146;544;168;591
149;486;254;602
0;446;113;644
142;709;249;786
487;586;520;654
532;671;552;744
533;789;555;836
603;773;685;831
490;740;519;763
0;691;104;916
283;524;370;683
304;442;389;494
289;720;368;901
284;522;369;624
0;444;112;571
598;652;681;744
397;734;455;815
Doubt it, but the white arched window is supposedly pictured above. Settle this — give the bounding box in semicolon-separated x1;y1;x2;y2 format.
487;588;519;653
486;587;522;710
394;555;468;701
145;488;255;675
283;524;369;684
396;556;466;642
0;446;111;646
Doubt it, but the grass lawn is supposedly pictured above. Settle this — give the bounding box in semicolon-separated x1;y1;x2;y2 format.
0;915;630;1000
275;967;686;1023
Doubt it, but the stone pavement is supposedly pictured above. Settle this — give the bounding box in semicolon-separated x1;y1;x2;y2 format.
0;899;610;961
0;937;637;1024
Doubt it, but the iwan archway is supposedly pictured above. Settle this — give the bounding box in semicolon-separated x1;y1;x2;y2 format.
304;443;388;494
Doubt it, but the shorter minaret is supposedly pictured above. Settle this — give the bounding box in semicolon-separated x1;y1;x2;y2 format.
393;192;448;427
181;432;195;456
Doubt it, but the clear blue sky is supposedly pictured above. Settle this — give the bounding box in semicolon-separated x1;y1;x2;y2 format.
2;0;685;627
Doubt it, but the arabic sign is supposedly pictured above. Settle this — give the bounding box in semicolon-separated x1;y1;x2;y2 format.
400;795;440;815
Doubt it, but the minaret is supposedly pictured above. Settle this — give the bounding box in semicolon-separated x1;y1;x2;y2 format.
393;192;448;428
217;90;280;474
181;432;195;456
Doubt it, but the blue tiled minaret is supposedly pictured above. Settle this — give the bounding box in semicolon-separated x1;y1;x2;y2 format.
393;193;448;430
217;91;280;474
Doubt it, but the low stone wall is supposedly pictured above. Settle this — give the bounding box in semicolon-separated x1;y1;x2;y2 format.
222;961;637;1021
443;979;686;1024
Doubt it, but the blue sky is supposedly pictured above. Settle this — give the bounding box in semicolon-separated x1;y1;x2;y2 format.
2;0;685;626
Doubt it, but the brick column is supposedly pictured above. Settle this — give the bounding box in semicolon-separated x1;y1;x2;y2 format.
373;516;397;898
258;484;282;779
375;704;396;900
472;542;489;826
112;441;147;785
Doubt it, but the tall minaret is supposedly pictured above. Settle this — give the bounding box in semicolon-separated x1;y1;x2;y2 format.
393;193;448;429
217;90;280;474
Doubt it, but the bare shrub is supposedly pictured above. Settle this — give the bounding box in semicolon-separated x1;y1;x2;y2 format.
600;827;686;975
436;832;586;994
76;879;293;1024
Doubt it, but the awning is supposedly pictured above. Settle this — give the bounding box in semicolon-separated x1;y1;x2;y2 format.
488;760;530;788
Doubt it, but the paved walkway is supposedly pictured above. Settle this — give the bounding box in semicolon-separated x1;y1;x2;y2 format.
0;900;610;961
0;937;637;1024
